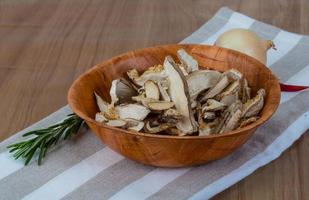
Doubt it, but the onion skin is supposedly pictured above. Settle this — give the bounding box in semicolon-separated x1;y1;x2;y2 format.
214;29;275;64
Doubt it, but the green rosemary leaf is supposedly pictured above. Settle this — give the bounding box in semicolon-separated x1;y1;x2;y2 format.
53;128;64;145
62;126;73;140
22;129;48;137
42;145;48;159
7;140;28;148
46;136;56;147
63;126;74;140
13;147;30;160
12;139;36;158
25;148;37;165
7;113;85;165
38;140;47;165
8;146;20;153
23;135;47;157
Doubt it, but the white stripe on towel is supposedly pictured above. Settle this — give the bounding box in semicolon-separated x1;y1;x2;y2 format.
22;148;123;200
267;31;302;66
0;152;24;180
108;168;191;200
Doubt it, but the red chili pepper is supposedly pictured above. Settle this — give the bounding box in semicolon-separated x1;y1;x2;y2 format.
280;83;309;92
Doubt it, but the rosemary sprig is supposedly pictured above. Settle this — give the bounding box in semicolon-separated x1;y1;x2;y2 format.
7;113;85;165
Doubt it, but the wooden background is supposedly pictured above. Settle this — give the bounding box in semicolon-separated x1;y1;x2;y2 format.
0;0;308;199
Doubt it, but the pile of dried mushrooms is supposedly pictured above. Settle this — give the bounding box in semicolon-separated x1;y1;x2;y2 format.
94;49;266;136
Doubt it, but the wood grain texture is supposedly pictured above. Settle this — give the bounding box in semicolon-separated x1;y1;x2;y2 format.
67;44;280;167
0;0;308;198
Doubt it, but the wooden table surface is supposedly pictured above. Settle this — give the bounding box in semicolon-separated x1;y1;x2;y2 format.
0;0;308;199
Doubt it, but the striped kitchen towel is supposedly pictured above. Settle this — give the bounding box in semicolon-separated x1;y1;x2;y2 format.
0;7;309;200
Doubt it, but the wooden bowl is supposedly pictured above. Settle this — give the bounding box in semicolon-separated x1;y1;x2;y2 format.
68;44;280;167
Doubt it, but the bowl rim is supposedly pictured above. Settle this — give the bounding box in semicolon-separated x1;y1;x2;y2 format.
68;44;281;140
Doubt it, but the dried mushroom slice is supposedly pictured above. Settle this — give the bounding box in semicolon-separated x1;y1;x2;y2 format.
219;109;242;133
201;69;242;102
140;98;158;108
164;55;198;134
144;80;160;100
158;117;178;124
94;92;109;112
215;80;241;106
159;109;183;124
177;63;189;76
242;89;265;118
216;100;242;133
127;68;139;82
125;119;144;132
196;103;209;135
146;101;174;111
144;64;164;74
244;79;251;99
199;121;218;136
110;80;121;104
128;122;144;132
157;80;171;101
223;68;243;81
131;92;158;106
216;80;240;100
202;99;226;112
203;112;216;120
110;79;138;105
197;102;218;135
220;92;239;106
163;108;183;119
144;121;174;134
106;119;127;127
95;112;108;123
240;78;251;103
177;48;199;72
127;65;167;86
133;94;174;111
215;114;230;133
239;116;259;128
115;104;150;121
201;75;230;101
104;105;119;120
137;87;145;95
186;70;221;99
131;92;146;103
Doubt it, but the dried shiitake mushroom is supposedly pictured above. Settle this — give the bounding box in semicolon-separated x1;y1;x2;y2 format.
157;80;171;101
94;49;266;136
164;55;198;134
144;80;160;100
177;48;199;73
200;75;230;100
109;78;138;105
127;65;167;86
115;104;150;121
186;70;221;99
125;119;144;132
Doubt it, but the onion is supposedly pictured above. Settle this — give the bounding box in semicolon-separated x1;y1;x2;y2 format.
215;28;275;64
215;29;309;92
